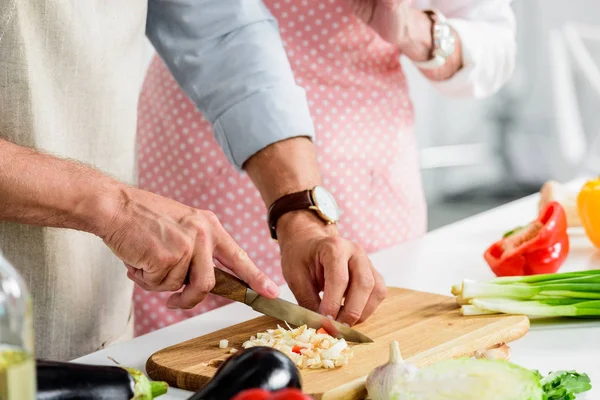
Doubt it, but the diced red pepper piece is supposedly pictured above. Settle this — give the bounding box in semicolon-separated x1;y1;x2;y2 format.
316;328;329;335
231;388;271;400
291;345;303;354
484;202;570;277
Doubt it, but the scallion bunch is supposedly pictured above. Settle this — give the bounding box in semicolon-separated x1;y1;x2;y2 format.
452;270;600;317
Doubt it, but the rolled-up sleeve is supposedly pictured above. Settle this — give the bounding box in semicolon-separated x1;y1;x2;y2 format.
426;0;517;98
146;0;315;169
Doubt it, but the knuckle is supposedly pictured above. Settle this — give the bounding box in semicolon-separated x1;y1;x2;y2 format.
250;268;267;283
351;241;365;254
330;267;349;283
165;280;183;292
195;276;216;294
143;271;164;286
343;308;362;322
231;247;250;265
194;226;209;244
323;299;342;312
323;236;345;252
203;211;220;226
182;239;194;259
357;273;375;290
155;249;180;267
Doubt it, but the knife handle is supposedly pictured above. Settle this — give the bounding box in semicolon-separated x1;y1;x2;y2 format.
210;268;248;303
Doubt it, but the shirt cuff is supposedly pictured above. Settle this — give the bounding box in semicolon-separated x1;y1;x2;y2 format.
213;84;315;169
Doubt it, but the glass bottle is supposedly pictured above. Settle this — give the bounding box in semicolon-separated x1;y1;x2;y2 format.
0;252;35;399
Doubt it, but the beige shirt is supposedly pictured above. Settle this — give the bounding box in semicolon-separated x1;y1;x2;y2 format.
0;0;146;360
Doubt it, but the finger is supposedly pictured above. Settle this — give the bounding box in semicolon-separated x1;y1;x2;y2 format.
212;223;279;299
166;245;215;309
125;263;137;275
336;252;375;326
358;268;387;323
127;268;152;292
318;239;350;319
288;269;322;312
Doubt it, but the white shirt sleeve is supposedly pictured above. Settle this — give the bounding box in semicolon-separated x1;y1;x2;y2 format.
416;0;517;98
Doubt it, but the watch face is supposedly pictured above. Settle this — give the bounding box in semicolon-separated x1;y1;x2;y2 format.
436;24;455;56
312;186;341;223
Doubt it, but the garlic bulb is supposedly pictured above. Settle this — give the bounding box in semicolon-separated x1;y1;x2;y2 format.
366;341;417;400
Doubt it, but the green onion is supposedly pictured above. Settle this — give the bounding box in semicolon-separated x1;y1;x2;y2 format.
453;270;600;318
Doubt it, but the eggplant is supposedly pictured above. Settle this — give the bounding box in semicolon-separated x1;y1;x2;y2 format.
188;347;302;400
36;359;168;400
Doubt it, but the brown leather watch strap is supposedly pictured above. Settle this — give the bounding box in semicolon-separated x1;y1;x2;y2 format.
267;190;314;240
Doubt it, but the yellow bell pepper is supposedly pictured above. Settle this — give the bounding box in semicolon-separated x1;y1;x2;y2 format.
577;178;600;248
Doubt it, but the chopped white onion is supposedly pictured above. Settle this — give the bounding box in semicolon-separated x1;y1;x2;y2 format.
242;324;352;369
219;339;229;349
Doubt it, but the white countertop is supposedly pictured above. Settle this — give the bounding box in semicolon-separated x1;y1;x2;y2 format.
75;193;600;399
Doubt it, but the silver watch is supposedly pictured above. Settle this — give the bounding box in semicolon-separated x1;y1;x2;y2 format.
414;9;456;70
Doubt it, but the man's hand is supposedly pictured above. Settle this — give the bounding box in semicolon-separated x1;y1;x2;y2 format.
244;137;387;326
0;139;278;310
98;186;279;309
276;211;387;326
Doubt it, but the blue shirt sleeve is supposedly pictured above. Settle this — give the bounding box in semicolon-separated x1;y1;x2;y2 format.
146;0;315;169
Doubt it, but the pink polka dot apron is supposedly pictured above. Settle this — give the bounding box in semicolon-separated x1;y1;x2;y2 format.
134;0;427;336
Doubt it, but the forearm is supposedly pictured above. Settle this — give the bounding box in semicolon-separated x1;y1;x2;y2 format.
0;139;119;236
243;137;336;240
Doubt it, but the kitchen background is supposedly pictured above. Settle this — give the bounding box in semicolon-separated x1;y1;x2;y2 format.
412;0;600;229
142;0;600;231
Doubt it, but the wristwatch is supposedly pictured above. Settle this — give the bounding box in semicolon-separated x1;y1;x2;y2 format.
267;186;341;240
413;9;456;70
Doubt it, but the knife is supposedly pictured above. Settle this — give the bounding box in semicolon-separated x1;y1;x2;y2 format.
209;268;373;343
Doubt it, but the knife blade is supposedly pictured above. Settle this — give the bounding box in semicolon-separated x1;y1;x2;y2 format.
210;268;373;343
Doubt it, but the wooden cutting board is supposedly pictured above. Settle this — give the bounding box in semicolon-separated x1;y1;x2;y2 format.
146;288;529;399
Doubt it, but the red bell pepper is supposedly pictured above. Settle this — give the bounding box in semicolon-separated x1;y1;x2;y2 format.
316;328;329;335
232;388;312;400
484;201;570;277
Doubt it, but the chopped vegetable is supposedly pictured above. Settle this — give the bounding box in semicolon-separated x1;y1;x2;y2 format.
242;324;352;369
188;347;301;400
316;328;329;335
484;202;570;277
539;180;582;227
577;177;600;248
219;340;229;349
452;270;600;317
